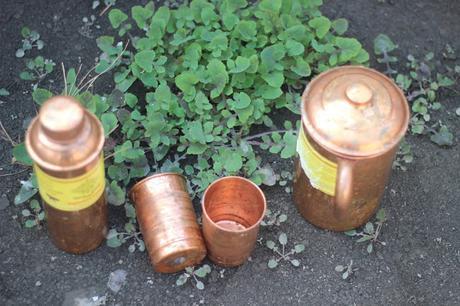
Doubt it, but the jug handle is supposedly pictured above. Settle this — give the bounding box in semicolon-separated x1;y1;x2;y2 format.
335;159;354;213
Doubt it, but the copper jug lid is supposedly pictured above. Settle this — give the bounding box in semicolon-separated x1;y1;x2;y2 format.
302;66;409;157
26;96;104;172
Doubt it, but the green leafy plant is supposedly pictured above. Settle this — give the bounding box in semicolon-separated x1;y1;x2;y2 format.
176;264;212;290
19;56;55;84
335;260;357;280
20;199;45;228
106;203;144;252
392;139;413;171
261;209;287;227
374;34;456;148
16;27;44;58
90;0;368;200
344;209;387;254
266;233;305;269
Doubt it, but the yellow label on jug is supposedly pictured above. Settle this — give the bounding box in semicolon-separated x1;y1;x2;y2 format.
34;155;105;211
297;128;337;196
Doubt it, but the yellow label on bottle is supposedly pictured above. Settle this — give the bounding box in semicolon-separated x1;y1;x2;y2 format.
34;155;105;211
297;128;337;196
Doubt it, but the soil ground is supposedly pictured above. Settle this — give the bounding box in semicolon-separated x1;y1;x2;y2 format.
0;0;459;305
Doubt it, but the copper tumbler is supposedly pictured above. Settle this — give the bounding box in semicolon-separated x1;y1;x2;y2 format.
25;96;107;254
202;176;266;267
130;173;206;273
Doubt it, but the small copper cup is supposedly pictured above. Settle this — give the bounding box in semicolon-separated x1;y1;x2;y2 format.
130;173;206;273
202;176;266;267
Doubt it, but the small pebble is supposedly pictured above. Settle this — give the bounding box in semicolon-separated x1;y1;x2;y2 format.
35;281;41;287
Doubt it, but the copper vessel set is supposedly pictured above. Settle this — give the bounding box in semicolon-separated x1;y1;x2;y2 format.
24;66;409;272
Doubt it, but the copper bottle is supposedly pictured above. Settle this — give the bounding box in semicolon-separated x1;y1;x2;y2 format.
130;173;206;273
25;96;107;253
202;176;266;267
293;66;409;231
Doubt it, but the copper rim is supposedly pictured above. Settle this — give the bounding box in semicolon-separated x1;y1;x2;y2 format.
129;172;186;199
25;100;105;172
201;176;267;233
301;65;410;159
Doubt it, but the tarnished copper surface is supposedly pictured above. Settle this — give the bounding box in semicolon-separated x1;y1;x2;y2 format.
202;176;266;267
130;173;206;273
45;192;107;254
294;66;409;231
25;96;107;253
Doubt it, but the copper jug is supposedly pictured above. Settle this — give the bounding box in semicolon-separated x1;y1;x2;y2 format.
293;66;409;231
25;96;107;253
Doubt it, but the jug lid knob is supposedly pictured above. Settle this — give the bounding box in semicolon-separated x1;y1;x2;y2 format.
346;82;373;105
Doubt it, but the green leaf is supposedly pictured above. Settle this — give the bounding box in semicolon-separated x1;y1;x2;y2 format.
437;74;455;87
0;88;10;96
278;233;287;245
124;93;138;108
294;244;305;253
344;230;357;236
19;71;34;81
374;34;397;55
109;9;128;29
13;143;33;166
266;240;276;250
131;5;153;30
176;274;189;286
259;0;282;13
367;243;374;254
336;37;362;62
376;209;386;222
101;113;118;136
430;126;454;147
24;219;37;228
236;20;257;41
335;265;345;272
261;72;284;88
194;266;210;278
308;16;331;39
291;58;311;77
268;259;278;269
221;149;243;173
229;56;250;73
207;59;229;98
32;88;53;105
222;12;239;30
21;26;31;38
135;50;156;73
261;43;285;67
364;222;375;234
175;72;199;97
280;132;297;158
107;181;126;206
14;182;37;205
233;92;251;109
356;235;373;243
107;236;123;248
290;259;300;267
286;40;305;57
196;281;205;290
332;18;348;35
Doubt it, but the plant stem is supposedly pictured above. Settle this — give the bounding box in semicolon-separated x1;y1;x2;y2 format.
243;129;294;142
